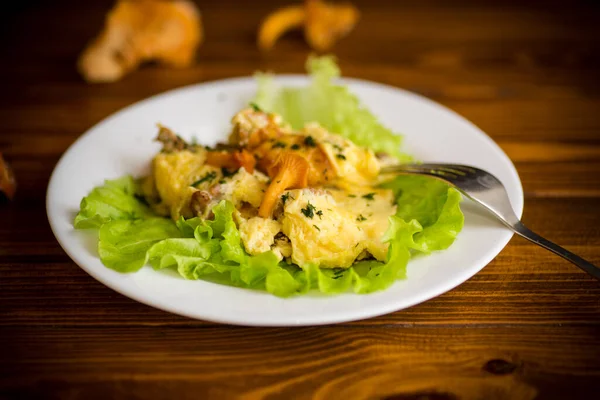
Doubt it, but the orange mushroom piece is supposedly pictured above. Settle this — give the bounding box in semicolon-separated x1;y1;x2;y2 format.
257;5;306;51
258;153;310;218
304;0;360;51
0;153;16;202
205;150;256;173
253;135;334;185
256;136;336;218
258;0;360;52
78;0;202;83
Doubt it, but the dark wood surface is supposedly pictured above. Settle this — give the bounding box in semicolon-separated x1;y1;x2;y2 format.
1;0;600;399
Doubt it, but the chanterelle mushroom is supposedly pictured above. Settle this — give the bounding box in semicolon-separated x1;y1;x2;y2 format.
258;0;359;51
0;153;16;202
78;0;203;83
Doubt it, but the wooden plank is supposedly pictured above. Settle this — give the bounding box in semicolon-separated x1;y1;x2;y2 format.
0;326;599;400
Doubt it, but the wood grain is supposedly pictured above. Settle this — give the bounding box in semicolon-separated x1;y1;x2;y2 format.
1;0;600;399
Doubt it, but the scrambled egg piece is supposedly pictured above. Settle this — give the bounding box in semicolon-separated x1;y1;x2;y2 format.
281;188;396;268
329;188;396;262
303;122;380;187
239;217;281;255
152;149;211;219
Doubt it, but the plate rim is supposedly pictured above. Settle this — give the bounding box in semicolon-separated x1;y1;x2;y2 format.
46;75;524;326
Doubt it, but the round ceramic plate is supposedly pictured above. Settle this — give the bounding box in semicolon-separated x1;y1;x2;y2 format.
47;76;523;326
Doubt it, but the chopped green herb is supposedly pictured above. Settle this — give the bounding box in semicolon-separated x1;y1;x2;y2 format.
272;141;287;149
301;202;317;218
348;194;356;198
219;179;226;184
191;172;217;187
249;102;262;112
291;144;301;150
356;214;367;222
362;192;376;200
281;192;293;204
316;210;323;219
304;136;316;147
332;144;343;151
313;225;321;231
336;154;346;160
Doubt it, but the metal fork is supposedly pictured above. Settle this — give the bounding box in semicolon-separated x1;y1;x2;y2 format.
380;163;600;279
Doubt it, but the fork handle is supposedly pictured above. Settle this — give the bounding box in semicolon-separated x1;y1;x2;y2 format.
511;222;600;279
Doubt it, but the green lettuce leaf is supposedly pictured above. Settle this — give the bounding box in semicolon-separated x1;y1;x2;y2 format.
382;175;464;253
254;55;410;161
74;176;154;229
98;218;181;273
147;200;301;297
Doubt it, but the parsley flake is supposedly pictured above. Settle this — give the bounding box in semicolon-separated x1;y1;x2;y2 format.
291;144;301;150
348;194;356;198
301;202;317;219
356;214;367;222
272;141;286;149
249;102;262;112
281;192;294;204
313;225;321;231
316;210;323;219
336;154;346;160
191;172;217;187
362;192;376;200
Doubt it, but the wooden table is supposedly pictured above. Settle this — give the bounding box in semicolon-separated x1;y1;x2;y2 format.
1;0;599;398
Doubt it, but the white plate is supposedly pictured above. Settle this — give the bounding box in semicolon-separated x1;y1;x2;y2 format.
47;76;523;326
